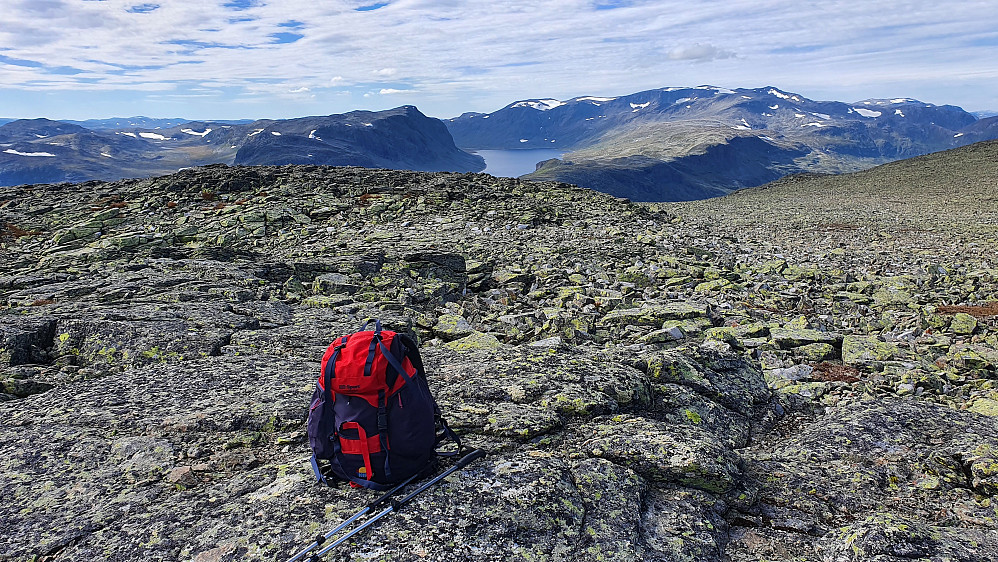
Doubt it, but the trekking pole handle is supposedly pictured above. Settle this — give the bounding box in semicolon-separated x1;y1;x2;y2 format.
456;448;486;469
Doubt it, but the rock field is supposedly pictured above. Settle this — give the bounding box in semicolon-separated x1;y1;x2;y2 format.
1;141;997;561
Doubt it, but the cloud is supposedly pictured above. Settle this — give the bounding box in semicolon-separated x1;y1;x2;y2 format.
1;0;997;118
667;43;735;62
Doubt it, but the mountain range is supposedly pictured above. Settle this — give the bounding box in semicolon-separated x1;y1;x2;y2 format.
3;86;997;199
445;85;998;200
0;106;484;187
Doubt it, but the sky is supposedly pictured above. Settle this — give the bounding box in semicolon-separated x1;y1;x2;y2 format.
1;0;997;121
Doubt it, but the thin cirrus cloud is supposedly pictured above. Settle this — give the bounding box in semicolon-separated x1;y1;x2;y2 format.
0;0;996;119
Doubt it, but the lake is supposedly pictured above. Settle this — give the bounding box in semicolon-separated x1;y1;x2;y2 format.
471;149;564;178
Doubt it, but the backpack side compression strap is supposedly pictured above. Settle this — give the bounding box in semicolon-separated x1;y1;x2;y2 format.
310;454;328;485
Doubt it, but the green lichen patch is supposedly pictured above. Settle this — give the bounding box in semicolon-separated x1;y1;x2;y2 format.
583;414;741;493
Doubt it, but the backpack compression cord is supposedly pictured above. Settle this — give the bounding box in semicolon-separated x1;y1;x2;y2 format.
286;448;486;562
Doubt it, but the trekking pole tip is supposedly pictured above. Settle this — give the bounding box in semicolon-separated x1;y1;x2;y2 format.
456;448;486;469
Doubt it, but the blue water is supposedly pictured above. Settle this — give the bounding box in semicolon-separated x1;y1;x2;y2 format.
472;149;564;178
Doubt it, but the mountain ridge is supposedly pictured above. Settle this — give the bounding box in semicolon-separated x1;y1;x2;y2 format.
445;85;997;201
3;85;996;200
0;107;483;187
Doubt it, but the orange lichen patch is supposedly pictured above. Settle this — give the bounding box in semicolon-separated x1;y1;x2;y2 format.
811;362;861;383
213;202;227;210
1;222;41;239
936;302;998;318
165;201;178;209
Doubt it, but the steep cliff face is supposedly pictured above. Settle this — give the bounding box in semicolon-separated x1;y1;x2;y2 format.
234;106;485;173
1;144;997;560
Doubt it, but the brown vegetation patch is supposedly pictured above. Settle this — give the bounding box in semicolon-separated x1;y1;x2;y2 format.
936;302;998;318
165;201;178;209
89;195;125;210
1;222;41;239
357;193;382;206
810;362;861;383
30;299;55;306
200;190;218;201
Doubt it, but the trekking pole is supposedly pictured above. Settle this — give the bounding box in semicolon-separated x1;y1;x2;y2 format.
308;448;486;561
285;471;424;562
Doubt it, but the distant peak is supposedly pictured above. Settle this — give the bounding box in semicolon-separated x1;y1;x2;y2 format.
855;98;927;106
509;99;565;111
761;87;803;102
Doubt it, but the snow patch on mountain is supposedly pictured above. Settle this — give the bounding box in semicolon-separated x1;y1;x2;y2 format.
181;128;212;137
895;109;905;117
4;149;56;157
630;102;651;111
577;96;616;103
139;132;168;140
854;108;881;118
512;99;565;111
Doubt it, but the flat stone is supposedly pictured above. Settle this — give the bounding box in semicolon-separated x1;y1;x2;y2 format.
842;335;900;364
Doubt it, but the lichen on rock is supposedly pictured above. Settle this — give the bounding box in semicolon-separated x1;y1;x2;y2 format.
1;157;997;560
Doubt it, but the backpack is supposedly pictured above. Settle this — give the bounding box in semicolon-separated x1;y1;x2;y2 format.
307;319;461;490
